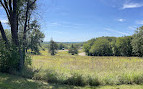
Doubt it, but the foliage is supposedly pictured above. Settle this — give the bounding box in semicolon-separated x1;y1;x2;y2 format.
0;40;32;73
0;41;20;73
84;36;134;56
131;26;143;57
83;38;96;56
0;0;39;72
64;73;88;86
114;36;133;56
27;20;45;55
58;43;67;50
48;39;58;55
68;44;78;55
89;38;113;56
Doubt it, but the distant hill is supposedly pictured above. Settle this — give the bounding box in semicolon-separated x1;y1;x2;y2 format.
43;42;84;44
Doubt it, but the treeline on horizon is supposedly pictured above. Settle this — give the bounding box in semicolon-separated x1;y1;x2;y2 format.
83;26;143;57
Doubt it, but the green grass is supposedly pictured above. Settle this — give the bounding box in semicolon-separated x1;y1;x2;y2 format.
1;50;143;88
30;50;143;86
1;72;143;89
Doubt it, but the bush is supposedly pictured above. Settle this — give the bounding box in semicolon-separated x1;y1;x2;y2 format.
0;42;20;73
0;40;32;74
64;73;87;86
88;76;100;86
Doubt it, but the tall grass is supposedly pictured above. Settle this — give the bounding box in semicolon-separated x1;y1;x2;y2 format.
30;50;143;86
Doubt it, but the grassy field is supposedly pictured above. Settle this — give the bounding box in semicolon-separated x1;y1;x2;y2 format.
1;50;143;89
1;73;143;89
30;50;143;86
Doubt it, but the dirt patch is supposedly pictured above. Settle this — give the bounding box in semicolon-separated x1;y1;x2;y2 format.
78;52;86;56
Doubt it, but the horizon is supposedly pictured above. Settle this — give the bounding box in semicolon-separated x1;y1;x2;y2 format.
1;0;143;42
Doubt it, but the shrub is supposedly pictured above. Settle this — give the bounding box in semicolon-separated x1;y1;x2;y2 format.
88;76;100;86
0;42;20;73
64;73;87;86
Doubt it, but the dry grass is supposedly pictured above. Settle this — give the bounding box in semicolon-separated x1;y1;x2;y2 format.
31;50;143;86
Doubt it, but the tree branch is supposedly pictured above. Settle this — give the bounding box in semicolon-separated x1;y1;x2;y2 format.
29;0;37;8
0;21;9;45
4;0;10;13
0;1;10;20
9;0;12;11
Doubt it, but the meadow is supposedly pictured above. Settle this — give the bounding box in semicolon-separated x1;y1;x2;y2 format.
1;50;143;89
30;50;143;86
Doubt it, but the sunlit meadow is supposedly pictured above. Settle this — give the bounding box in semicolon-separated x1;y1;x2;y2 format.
31;51;143;86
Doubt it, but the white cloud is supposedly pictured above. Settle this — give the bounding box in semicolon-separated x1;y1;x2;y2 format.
128;26;137;30
117;19;126;22
47;21;84;29
136;20;143;24
1;20;8;24
105;28;129;35
49;22;61;26
122;3;143;9
53;31;64;34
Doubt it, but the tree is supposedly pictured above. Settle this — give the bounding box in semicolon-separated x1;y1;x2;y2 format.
0;0;37;72
26;20;45;54
89;38;113;56
48;39;58;55
83;37;116;56
132;26;143;57
115;36;133;56
68;44;78;55
83;38;96;56
58;43;65;50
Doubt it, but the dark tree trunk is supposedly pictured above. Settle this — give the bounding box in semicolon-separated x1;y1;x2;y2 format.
0;0;37;72
12;0;24;71
0;21;8;45
11;0;19;46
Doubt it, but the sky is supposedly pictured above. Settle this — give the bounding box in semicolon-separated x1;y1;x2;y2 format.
1;0;143;42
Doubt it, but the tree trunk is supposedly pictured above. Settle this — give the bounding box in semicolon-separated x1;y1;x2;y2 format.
11;0;19;46
0;21;9;45
12;0;24;71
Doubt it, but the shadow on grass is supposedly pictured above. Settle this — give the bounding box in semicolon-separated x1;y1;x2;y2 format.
0;73;98;89
0;73;45;89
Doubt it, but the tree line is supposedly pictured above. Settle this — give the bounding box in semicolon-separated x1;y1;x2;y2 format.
48;39;79;56
83;26;143;57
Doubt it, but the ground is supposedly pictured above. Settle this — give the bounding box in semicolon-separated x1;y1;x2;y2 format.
1;73;143;89
0;50;143;89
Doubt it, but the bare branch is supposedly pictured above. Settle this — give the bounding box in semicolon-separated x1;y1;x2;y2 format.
9;0;12;11
4;0;10;13
0;1;10;20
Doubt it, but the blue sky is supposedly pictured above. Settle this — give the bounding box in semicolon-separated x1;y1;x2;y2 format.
1;0;143;42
